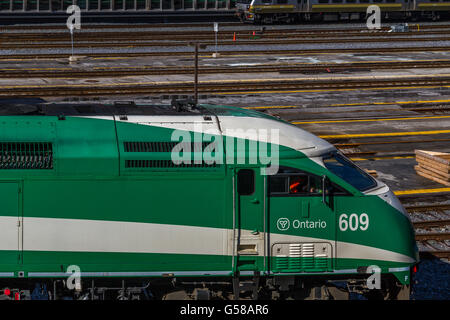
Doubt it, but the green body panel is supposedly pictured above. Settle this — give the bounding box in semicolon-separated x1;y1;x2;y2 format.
56;117;118;176
23;176;228;228
0;109;416;285
335;195;417;264
0;182;19;218
22;252;232;275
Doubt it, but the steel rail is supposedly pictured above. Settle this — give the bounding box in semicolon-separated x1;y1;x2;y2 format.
406;204;450;212
3;29;450;42
3;60;450;79
334;139;450;147
2;76;450;97
2;24;450;38
4;36;450;49
413;219;450;229
2;22;450;31
416;232;450;241
1;46;450;60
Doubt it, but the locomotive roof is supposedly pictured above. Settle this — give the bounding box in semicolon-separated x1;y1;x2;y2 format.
0;99;335;157
0;99;278;121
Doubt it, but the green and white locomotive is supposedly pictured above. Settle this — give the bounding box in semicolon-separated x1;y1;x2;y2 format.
0;101;417;300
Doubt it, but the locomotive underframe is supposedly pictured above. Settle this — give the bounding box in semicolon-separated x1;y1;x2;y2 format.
0;272;412;300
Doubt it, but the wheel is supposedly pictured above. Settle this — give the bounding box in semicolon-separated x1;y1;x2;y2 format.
389;284;410;300
365;279;410;300
327;286;350;300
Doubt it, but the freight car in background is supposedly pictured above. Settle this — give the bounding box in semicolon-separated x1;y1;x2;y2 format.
0;0;236;12
0;101;418;300
236;0;450;23
0;0;447;23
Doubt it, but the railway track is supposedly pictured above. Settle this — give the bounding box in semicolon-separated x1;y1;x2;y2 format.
2;29;450;40
405;203;450;213
1;46;450;60
3;36;450;49
0;22;243;31
2;24;450;50
2;24;449;41
334;139;450;150
2;60;450;79
413;219;450;229
403;201;450;259
2;22;449;31
1;74;450;97
335;139;450;160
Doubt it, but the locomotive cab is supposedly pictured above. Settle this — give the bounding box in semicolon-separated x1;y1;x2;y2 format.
265;144;418;299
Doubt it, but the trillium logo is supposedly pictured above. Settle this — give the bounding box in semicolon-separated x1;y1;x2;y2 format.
277;218;290;231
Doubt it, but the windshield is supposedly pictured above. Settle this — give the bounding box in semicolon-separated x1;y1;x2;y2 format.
322;152;377;192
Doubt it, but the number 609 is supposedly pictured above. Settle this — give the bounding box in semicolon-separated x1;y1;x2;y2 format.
339;213;369;232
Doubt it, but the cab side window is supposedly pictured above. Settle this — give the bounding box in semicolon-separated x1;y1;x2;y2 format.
238;169;255;196
269;173;322;196
269;167;349;196
289;175;309;194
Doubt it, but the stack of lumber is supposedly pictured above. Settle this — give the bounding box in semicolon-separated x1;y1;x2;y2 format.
415;150;450;186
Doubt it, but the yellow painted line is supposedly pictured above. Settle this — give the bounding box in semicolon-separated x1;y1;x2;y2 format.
0;67;71;71
418;3;450;6
394;187;450;195
246;105;298;110
292;115;450;125
319;129;450;139
93;57;145;60
330;98;450;107
247;98;450;109
215;84;450;95
350;156;415;161
312;4;402;8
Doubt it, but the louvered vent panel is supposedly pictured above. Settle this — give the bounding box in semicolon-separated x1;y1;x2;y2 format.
288;244;302;270
124;142;178;153
301;244;315;270
124;141;213;153
125;160;218;169
123;141;221;169
0;142;53;169
314;254;328;270
275;256;288;270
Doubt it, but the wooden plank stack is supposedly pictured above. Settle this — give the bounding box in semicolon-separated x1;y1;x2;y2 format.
415;150;450;186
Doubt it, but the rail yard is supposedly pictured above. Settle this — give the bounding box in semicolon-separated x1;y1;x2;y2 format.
0;15;449;302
